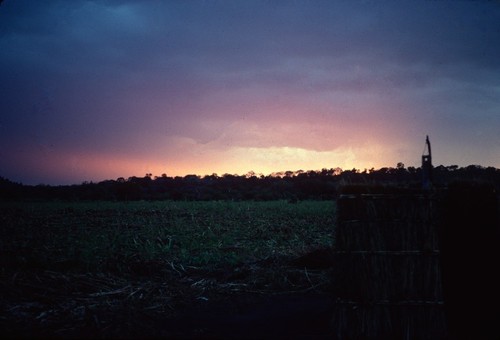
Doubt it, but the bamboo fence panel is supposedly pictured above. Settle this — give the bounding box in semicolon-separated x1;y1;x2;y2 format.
332;189;447;339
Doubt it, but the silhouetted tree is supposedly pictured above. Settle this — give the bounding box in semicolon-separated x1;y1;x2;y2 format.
2;164;499;201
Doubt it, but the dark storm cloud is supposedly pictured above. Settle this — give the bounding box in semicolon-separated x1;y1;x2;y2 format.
1;0;499;184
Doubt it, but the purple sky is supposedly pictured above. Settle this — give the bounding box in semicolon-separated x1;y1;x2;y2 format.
1;0;499;185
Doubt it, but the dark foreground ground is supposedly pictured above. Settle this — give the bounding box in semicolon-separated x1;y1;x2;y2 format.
161;293;335;339
1;251;337;339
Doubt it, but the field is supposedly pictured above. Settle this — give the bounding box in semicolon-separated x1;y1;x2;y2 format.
0;200;336;338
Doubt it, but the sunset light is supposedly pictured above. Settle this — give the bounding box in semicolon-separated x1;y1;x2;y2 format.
2;2;500;337
1;1;499;185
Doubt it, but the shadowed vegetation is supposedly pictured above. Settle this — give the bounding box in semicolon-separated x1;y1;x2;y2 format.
1;200;335;338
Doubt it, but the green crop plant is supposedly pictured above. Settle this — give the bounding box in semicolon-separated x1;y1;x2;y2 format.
0;200;335;275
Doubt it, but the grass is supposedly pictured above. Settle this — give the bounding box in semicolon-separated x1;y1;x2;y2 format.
0;200;336;337
1;200;335;274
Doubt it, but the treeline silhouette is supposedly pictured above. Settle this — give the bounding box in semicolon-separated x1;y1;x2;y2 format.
1;165;499;202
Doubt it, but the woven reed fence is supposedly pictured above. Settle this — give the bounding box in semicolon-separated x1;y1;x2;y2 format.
331;188;447;339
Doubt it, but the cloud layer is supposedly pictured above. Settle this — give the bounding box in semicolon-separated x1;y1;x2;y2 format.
1;1;499;184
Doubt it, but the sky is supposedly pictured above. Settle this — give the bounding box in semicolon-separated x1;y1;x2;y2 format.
1;0;499;185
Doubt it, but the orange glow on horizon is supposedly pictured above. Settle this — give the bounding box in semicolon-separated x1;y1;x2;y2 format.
11;132;421;185
106;144;394;179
